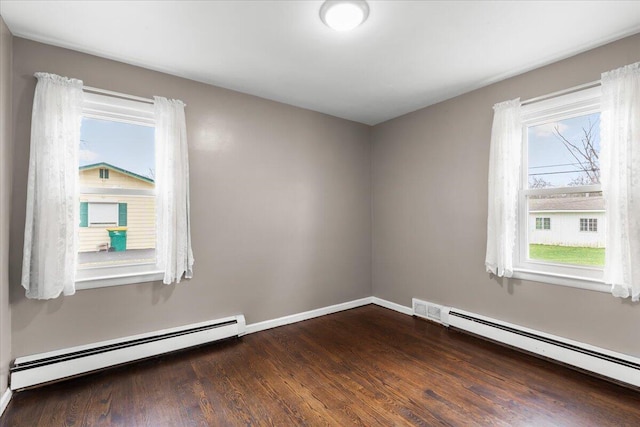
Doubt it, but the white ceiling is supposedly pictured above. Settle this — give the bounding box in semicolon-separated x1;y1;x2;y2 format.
1;1;639;125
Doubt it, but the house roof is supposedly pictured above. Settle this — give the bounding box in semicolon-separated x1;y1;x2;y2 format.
79;162;154;184
529;195;604;212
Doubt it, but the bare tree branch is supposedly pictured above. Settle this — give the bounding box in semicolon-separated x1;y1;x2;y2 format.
530;176;552;189
553;117;600;185
146;168;155;180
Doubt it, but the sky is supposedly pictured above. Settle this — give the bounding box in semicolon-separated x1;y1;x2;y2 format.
78;112;599;187
79;117;155;178
527;112;600;188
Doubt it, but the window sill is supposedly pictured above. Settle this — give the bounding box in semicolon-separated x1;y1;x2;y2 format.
511;268;610;293
75;269;164;290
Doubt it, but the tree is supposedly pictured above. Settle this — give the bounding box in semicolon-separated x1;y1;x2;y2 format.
146;168;155;181
529;176;552;189
553;118;600;185
567;174;592;187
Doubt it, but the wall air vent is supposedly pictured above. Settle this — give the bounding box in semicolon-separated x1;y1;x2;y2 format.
412;298;450;326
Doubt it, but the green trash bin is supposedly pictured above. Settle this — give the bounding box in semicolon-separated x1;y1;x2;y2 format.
107;227;127;252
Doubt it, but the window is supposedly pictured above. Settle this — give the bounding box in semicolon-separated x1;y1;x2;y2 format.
580;218;598;232
87;202;119;226
535;217;550;230
515;86;605;287
99;168;109;179
75;93;162;289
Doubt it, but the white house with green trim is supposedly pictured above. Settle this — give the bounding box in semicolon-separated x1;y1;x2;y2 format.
79;162;156;252
528;195;605;248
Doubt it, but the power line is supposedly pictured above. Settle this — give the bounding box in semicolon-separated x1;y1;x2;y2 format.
529;169;599;176
529;162;583;169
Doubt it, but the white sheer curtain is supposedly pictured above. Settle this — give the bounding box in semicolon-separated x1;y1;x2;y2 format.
154;96;194;284
485;99;522;277
22;73;83;299
601;62;640;302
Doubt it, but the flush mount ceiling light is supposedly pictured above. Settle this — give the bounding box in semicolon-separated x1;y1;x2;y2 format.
320;1;370;32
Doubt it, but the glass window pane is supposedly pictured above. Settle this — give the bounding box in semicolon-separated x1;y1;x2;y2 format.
78;117;156;269
528;192;604;267
80;118;155;184
528;113;600;189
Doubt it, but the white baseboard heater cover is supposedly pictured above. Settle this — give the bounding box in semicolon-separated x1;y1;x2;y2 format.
447;309;640;388
10;314;246;390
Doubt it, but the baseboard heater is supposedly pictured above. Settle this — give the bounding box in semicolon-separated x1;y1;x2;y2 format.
10;314;246;390
447;309;640;388
411;298;639;388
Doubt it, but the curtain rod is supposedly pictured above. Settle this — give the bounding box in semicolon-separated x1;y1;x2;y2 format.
83;86;187;107
521;79;600;106
83;86;155;104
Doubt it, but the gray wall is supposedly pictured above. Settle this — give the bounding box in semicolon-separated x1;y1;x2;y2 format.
372;33;640;357
8;31;639;362
0;16;13;395
10;38;372;357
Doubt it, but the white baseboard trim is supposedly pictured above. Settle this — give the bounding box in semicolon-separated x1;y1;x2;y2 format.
243;296;412;336
371;297;413;315
0;388;12;418
244;297;373;335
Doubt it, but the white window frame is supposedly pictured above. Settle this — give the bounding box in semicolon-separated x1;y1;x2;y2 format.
75;93;163;289
512;86;609;293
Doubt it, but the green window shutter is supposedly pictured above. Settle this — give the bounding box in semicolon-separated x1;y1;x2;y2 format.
79;202;88;227
118;203;127;226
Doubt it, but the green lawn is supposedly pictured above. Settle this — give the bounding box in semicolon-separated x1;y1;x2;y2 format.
529;244;604;267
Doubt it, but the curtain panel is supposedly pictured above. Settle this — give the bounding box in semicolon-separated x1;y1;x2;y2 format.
21;73;83;299
601;62;640;302
485;99;522;278
154;97;194;284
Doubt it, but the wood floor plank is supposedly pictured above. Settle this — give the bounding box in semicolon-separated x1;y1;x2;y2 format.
2;304;639;426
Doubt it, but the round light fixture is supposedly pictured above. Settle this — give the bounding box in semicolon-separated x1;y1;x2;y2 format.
320;1;369;32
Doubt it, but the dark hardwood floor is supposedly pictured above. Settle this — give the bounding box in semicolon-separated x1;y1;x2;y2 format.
2;304;639;426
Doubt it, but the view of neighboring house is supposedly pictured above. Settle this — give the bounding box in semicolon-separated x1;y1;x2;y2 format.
528;195;605;248
78;162;156;253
